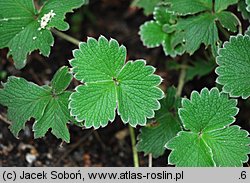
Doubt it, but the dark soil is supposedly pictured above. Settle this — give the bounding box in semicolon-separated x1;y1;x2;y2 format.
0;0;249;167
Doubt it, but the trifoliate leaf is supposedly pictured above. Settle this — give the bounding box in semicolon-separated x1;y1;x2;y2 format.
139;6;185;57
166;88;250;167
216;35;250;99
137;87;181;158
0;0;87;69
238;0;250;20
0;66;73;142
69;36;164;128
131;0;161;15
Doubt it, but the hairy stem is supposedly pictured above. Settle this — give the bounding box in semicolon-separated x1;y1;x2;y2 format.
176;65;187;97
129;125;139;167
51;29;80;46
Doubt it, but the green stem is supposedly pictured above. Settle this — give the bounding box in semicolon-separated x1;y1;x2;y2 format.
176;65;187;97
129;125;139;167
51;29;80;46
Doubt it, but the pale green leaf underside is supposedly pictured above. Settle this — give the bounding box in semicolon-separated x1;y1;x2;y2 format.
70;36;164;128
137;113;181;158
216;35;250;99
166;87;250;167
0;0;87;69
0;67;73;142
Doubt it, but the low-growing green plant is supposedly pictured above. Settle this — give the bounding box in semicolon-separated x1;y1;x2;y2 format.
133;0;250;167
0;0;250;167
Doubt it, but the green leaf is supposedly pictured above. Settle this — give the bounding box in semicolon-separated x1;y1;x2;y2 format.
166;88;250;167
179;88;238;133
216;35;250;99
69;36;164;128
177;13;219;56
70;82;117;128
216;11;239;33
137;113;181;158
165;1;239;56
139;6;185;57
0;66;73;142
51;66;73;95
186;59;216;82
0;77;51;136
165;0;212;15
131;0;161;15
167;131;215;166
33;92;71;142
137;87;181;158
238;0;250;20
0;0;87;69
139;21;165;48
204;126;250;167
